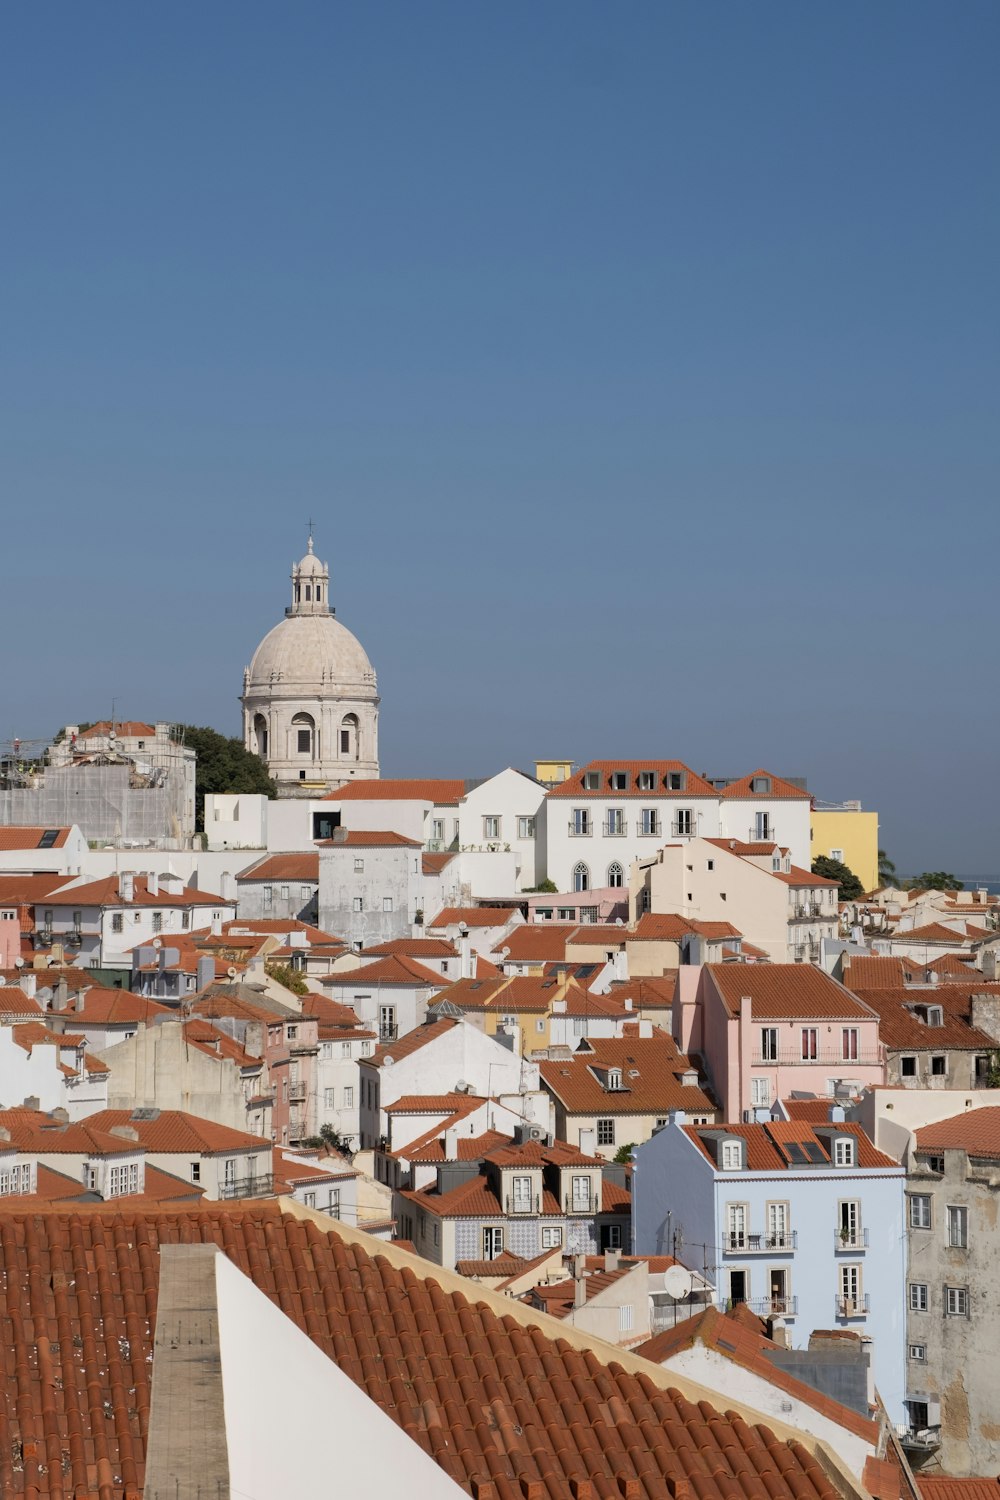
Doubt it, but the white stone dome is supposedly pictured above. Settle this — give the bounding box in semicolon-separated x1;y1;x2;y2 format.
246;613;377;694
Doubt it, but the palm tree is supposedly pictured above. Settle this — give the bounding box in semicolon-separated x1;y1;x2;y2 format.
878;849;900;889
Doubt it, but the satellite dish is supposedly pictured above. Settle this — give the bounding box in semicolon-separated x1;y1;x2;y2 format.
13;957;24;969
663;1266;690;1299
152;938;162;950
383;1055;394;1066
227;966;238;979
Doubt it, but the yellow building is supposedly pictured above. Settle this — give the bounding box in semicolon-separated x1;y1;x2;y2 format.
810;807;880;893
534;759;574;786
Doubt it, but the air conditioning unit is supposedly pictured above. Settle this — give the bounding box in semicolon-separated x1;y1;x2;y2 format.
528;1126;545;1142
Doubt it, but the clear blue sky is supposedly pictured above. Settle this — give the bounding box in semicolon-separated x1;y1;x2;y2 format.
2;3;998;876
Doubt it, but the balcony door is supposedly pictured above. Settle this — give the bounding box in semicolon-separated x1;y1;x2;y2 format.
726;1203;746;1250
767;1202;788;1248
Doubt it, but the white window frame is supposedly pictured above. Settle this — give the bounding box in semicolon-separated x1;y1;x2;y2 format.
909;1282;928;1312
946;1204;968;1248
945;1285;969;1317
909;1194;932;1229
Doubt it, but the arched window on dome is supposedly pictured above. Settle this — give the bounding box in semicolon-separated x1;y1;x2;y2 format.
304;584;311;601
573;862;590;893
340;713;359;760
253;714;268;759
607;862;624;889
291;712;315;758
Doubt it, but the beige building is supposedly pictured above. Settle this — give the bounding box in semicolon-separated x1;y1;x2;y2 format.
630;837;838;964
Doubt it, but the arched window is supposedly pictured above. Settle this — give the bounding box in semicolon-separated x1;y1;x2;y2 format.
253;714;269;758
291;712;315;757
340;713;359;759
573;862;590;893
607;862;624;889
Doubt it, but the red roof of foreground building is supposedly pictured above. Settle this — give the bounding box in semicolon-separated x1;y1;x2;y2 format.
683;1120;897;1172
316;829;423;848
78;720;156;739
706;964;877;1021
237;852;320;882
0;1202;857;1500
0;827;72;851
41;875;233;909
428;905;520;929
719;770;811;801
84;1109;271;1155
539;1036;715;1117
324;954;445;988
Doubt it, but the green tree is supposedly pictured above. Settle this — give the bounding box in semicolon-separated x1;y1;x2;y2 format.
904;872;964;892
523;878;558;894
266;962;309;996
613;1143;637;1164
811;856;864;901
877;849;900;889
178;724;276;830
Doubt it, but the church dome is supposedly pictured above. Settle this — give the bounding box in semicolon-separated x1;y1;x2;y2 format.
246;613;376;694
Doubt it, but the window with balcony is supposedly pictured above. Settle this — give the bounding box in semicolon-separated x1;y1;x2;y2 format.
596;1118;615;1146
838;1200;863;1247
801;1028;818;1061
379;1006;397;1042
760;1027;778;1062
766;1201;789;1247
842;1028;859;1061
909;1282;928;1311
947;1205;968;1248
571;809;591;836
605;808;625;836
839;1263;862;1312
674;809;694;836
511;1175;533;1213
909;1194;932;1229
639;809;660;836
571;1175;592;1212
726;1202;747;1249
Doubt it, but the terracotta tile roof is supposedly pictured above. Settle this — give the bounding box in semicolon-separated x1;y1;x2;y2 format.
493;924;579;961
0;986;44;1017
539;1036;715;1117
454;1253;529;1277
421;851;457;875
0;827;71;851
237;852;319;882
434;975;566;1014
0;1201;856;1500
634;1304;878;1443
683;1120;898;1172
325;777;466;803
706;965;877;1021
384;1092;482;1117
272;1148;356;1190
719;770;811;801
527;1263;635;1318
891;922;977;944
317;829;423;847
608;975;678;1010
360;937;459;958
475;953;501;978
79;720;155;738
917;1481;1000;1500
567;924;631;946
925;953;978;977
484;1138;606;1169
548;760;719;798
55;988;172;1024
428;906;520;929
705;839;781;857
369;1017;460;1067
843;957;907;990
190;991;284;1023
299;992;368;1028
222;918;343;943
83;1053;110;1074
180;1020;262;1069
10;1022;86;1053
634;914;744;941
556;988;631;1019
773;866;838;888
850;986;998;1051
41;875;234;909
915;1107;1000;1160
325;954;445;988
398;1128;514;1164
780;1098;840;1123
85;1108;271;1154
0;1112;142;1156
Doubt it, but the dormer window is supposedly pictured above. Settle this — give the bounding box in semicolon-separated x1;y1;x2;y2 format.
927;1006;943;1028
667;771;684;791
607;1068;622;1090
721;1140;743;1170
611;771;628;791
751;776;771;794
639;770;656;791
583;771;600;791
833;1138;855;1167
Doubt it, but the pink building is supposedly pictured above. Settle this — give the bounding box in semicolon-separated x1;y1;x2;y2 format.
265;1013;320;1147
0;905;20;968
674;965;884;1122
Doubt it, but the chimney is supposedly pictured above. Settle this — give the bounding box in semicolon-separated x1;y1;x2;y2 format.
605;1249;621;1272
574;1275;587;1309
19;972;36;1000
110;1125;139;1142
668;1109;687;1126
75;990;86;1012
458;926;473;980
0;1127;9;1142
613;950;628;983
23;1095;40;1111
829;1103;846;1123
768;1318;790;1349
119;871;135;903
147;870;159;898
50;1107;69;1124
220;871;236;904
196;955;215;993
52;978;69;1012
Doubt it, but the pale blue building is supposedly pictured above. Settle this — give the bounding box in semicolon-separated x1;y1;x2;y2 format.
632;1108;906;1423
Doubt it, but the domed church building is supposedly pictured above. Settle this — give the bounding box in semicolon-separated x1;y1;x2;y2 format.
241;535;380;795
